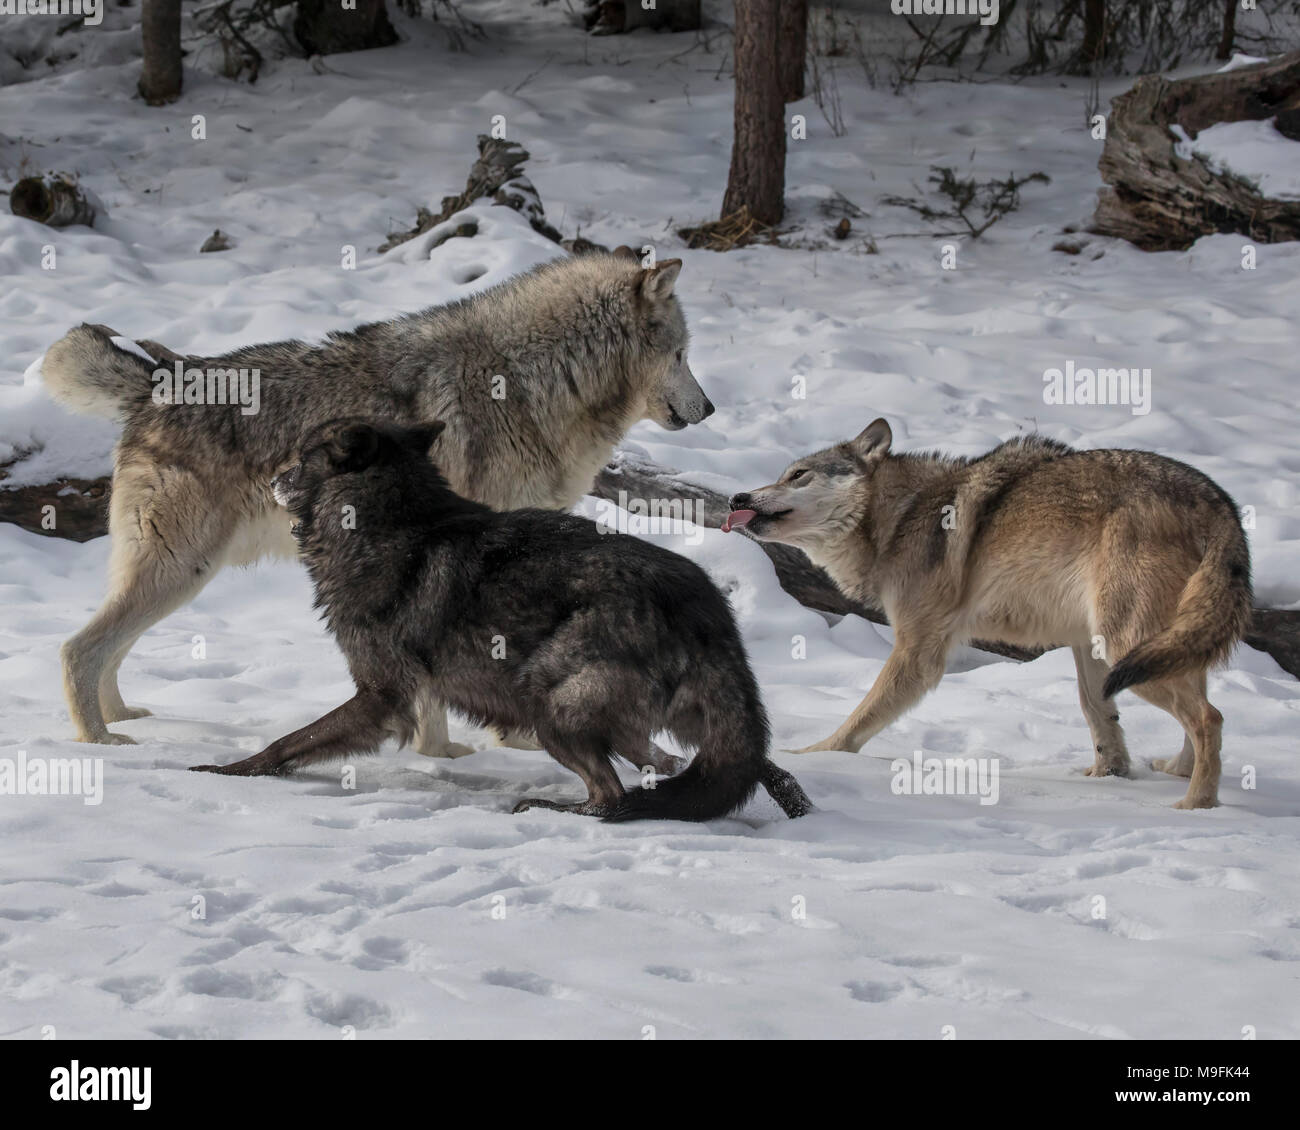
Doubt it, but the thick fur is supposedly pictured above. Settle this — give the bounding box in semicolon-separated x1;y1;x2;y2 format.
190;419;811;823
729;420;1252;810
42;253;715;750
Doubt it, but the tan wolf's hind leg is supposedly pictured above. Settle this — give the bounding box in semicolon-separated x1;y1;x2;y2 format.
1132;673;1222;809
1072;645;1132;778
792;631;949;754
62;467;229;744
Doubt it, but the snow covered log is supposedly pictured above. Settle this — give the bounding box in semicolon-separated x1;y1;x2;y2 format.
1091;51;1300;251
9;176;96;228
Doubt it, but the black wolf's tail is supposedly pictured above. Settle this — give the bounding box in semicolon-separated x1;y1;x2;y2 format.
42;324;158;421
604;667;779;823
1102;521;1252;699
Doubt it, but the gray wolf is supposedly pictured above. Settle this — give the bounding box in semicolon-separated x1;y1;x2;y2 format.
42;251;714;754
191;418;812;823
725;419;1251;810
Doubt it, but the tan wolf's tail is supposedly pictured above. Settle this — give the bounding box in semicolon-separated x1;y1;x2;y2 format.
42;324;157;421
1103;521;1252;699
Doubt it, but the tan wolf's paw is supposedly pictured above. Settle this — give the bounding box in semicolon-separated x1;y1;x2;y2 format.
1151;757;1193;778
1084;762;1131;778
1173;794;1219;810
786;737;851;754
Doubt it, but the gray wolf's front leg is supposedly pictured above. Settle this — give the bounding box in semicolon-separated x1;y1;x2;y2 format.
411;690;475;759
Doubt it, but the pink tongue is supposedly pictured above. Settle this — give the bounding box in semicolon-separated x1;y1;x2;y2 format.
722;509;757;533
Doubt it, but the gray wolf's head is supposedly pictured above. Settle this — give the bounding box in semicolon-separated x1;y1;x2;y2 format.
724;419;893;549
620;252;714;431
273;418;447;524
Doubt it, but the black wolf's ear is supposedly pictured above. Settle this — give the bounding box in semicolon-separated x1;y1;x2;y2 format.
849;418;892;464
641;258;682;302
612;245;637;260
326;422;381;472
408;420;446;454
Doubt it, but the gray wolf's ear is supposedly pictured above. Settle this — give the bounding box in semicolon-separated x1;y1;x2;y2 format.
410;420;446;454
641;258;682;303
849;418;892;464
326;422;381;472
612;245;637;260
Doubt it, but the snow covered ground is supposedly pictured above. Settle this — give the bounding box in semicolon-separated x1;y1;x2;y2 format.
1;5;1298;1039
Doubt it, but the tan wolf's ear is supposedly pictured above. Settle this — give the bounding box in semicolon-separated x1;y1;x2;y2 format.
849;418;892;463
641;258;682;302
612;245;637;260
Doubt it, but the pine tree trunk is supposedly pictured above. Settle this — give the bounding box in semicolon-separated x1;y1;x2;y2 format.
138;0;182;106
722;0;786;226
294;0;398;56
1217;0;1238;62
778;0;808;103
1079;0;1105;69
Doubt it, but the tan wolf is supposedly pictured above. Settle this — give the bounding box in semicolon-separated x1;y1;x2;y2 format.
725;420;1252;809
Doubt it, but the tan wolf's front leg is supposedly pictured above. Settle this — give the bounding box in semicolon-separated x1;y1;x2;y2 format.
790;634;949;754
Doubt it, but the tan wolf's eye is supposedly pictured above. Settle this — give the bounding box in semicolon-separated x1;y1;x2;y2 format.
789;468;809;484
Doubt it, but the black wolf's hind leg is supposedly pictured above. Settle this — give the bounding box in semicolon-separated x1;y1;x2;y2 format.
513;734;624;818
760;762;814;819
191;692;394;776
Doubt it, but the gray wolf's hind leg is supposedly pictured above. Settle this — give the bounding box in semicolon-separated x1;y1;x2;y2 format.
1073;645;1132;778
191;691;394;776
63;471;228;743
410;688;475;758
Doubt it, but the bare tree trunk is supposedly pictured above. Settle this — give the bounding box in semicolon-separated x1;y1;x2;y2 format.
1079;0;1105;69
722;0;786;225
138;0;182;106
1217;0;1238;62
778;0;808;103
294;0;398;56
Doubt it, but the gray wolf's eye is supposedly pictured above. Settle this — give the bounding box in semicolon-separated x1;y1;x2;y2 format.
789;469;809;484
675;350;683;362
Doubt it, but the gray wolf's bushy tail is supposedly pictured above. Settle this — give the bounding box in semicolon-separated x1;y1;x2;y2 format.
605;666;770;823
42;324;156;421
1103;522;1252;699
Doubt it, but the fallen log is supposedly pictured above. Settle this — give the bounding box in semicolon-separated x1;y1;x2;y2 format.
1091;51;1300;250
10;175;96;228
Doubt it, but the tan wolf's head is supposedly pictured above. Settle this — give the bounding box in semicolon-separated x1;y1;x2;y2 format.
725;419;893;549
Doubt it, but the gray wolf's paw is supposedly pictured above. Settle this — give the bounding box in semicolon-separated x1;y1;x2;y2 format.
78;731;137;746
103;705;153;722
416;741;477;759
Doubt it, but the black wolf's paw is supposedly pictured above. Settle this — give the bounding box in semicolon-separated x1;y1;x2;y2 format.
512;797;613;818
190;759;284;777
